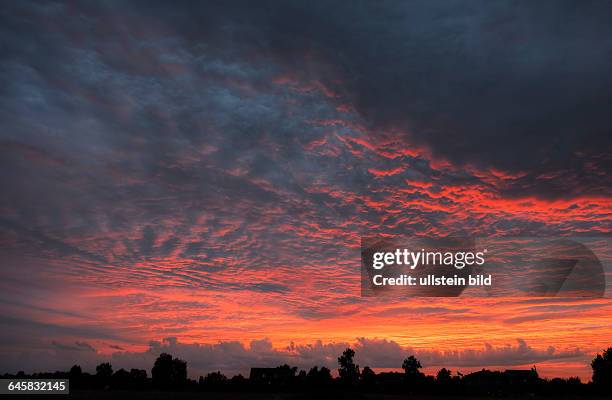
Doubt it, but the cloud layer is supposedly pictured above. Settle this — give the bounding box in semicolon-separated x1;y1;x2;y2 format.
0;1;610;381
0;336;587;379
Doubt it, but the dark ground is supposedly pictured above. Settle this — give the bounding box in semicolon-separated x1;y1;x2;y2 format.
3;392;610;400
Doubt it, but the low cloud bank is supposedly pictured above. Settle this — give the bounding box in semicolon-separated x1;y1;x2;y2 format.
1;337;585;378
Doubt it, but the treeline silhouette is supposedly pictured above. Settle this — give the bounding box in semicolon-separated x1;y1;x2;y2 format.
2;347;611;396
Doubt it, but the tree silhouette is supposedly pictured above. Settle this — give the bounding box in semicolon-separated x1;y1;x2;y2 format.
402;355;423;377
361;366;376;387
436;368;452;384
152;353;187;388
95;362;113;379
69;365;82;379
298;369;307;381
592;347;612;390
201;371;228;388
95;362;113;388
338;348;360;385
318;366;332;383
230;374;247;388
129;368;147;385
112;368;130;388
306;366;332;386
276;364;298;386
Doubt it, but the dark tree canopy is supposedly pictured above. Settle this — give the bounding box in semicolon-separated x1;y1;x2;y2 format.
592;348;612;388
129;368;147;382
436;368;452;384
69;365;82;378
361;366;376;386
338;348;360;385
95;362;113;379
306;366;332;386
152;353;188;388
402;355;423;377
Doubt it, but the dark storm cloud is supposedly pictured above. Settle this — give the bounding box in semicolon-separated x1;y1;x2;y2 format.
87;0;611;199
252;0;612;198
3;1;610;201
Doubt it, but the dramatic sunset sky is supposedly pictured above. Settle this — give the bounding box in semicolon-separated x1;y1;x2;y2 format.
0;1;611;381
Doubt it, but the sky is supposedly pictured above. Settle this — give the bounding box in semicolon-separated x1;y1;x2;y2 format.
0;0;611;381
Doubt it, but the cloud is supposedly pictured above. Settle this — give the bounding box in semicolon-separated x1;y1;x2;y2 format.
51;341;96;352
415;339;585;368
2;336;585;378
